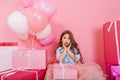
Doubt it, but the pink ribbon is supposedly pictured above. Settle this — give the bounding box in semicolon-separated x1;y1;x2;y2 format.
0;69;39;80
0;69;18;80
0;42;17;46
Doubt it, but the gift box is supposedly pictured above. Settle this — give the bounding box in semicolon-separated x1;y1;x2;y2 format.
53;63;77;80
0;42;18;71
0;69;46;80
103;20;120;65
12;49;46;69
103;21;120;79
111;65;120;79
116;77;120;80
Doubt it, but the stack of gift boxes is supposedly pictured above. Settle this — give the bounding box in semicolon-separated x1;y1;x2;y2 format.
0;42;46;80
0;42;78;80
103;20;120;80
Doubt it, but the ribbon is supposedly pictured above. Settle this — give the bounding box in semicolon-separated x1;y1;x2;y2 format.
107;21;120;64
0;69;39;80
0;69;18;80
27;50;31;69
0;69;13;74
0;42;17;46
59;62;64;79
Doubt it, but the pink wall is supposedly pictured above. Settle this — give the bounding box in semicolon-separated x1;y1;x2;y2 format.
0;0;120;72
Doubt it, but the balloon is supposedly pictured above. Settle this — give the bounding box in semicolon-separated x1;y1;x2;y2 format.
38;0;57;18
39;34;54;46
29;28;36;35
16;32;29;40
22;0;33;8
22;7;48;32
7;11;28;34
36;23;51;39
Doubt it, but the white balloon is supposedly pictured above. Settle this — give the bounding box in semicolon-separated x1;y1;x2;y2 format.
36;24;51;39
16;32;29;40
7;11;28;33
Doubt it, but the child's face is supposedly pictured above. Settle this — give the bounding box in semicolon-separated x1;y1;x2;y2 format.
62;34;71;47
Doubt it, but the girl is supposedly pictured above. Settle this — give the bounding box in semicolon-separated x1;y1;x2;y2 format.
44;30;106;80
56;30;84;64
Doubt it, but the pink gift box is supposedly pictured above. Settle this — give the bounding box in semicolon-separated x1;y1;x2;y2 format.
12;49;46;69
0;69;46;80
116;78;120;80
103;21;120;65
0;42;18;71
111;65;120;77
53;63;77;80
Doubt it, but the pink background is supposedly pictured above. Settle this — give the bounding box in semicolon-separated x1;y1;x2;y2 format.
0;0;120;73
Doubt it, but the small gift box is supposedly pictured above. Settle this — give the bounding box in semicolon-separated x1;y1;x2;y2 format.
116;77;120;80
111;65;120;78
12;49;46;69
0;42;18;71
53;63;77;80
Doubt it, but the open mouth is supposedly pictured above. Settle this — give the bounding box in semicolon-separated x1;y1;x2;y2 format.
64;42;69;47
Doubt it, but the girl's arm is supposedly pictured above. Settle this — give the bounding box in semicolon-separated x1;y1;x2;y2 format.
67;50;78;62
58;49;67;62
67;43;79;62
57;43;67;62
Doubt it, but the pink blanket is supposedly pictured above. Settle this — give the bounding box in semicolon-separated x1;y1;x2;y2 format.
44;62;106;80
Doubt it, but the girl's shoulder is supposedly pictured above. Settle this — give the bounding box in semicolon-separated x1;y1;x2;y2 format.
57;47;63;49
73;47;79;54
56;47;63;52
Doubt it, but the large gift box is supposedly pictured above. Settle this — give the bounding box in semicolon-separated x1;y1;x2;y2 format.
12;49;46;69
0;42;18;71
53;63;77;80
103;21;120;79
103;20;120;65
0;69;46;80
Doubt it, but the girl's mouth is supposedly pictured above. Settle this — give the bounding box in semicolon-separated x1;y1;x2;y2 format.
65;42;69;47
65;42;68;45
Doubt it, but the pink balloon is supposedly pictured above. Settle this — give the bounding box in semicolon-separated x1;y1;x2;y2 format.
22;7;48;32
29;28;36;35
22;0;33;8
39;34;54;46
38;0;57;18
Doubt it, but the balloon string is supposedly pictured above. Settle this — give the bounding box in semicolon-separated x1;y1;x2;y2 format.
31;37;34;50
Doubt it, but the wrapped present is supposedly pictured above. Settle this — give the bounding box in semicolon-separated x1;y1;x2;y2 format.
12;49;46;69
53;63;77;80
0;42;18;71
0;69;18;80
116;77;120;80
0;69;46;80
103;21;120;79
111;65;120;78
103;21;120;65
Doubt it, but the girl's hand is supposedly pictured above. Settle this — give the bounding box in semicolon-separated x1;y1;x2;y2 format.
67;43;71;51
62;43;67;50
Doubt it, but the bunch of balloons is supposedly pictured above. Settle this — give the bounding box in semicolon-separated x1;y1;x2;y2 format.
7;0;57;46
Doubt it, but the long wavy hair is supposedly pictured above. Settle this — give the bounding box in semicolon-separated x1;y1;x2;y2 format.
57;30;84;63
